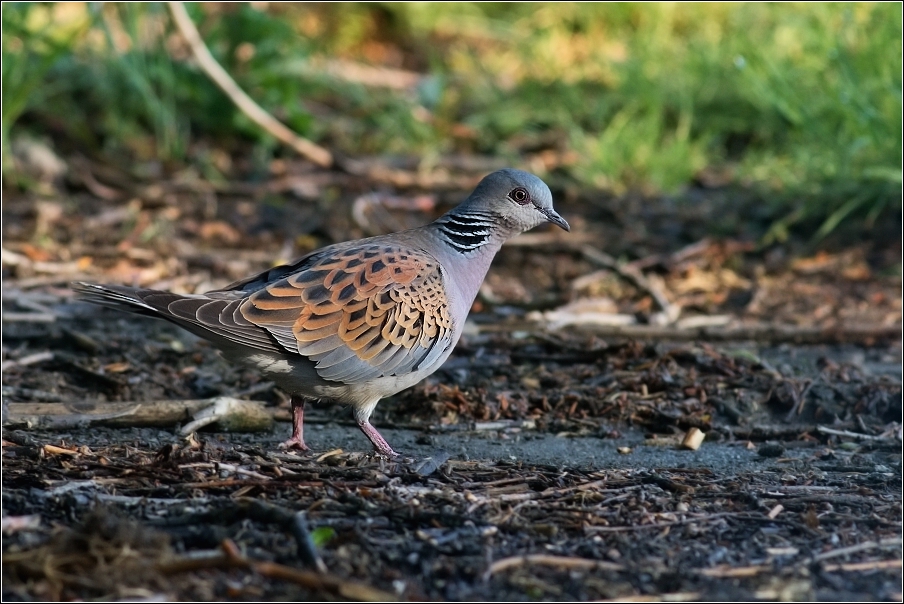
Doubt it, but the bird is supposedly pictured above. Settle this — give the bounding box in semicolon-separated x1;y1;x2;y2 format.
73;169;569;457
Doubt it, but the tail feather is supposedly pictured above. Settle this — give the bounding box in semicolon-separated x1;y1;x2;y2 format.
70;281;284;354
71;282;177;318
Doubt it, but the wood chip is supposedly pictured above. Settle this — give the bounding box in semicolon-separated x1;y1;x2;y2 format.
681;427;705;450
766;546;798;556
316;449;344;463
43;444;79;456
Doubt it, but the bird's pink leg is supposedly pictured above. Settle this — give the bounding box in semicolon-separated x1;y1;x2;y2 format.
357;419;398;457
280;395;310;451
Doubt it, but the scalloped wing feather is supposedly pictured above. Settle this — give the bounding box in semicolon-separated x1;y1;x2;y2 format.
239;242;455;384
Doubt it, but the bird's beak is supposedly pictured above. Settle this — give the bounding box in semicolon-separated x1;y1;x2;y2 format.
539;207;570;231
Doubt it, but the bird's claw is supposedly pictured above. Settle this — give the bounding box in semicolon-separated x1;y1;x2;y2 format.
279;437;310;451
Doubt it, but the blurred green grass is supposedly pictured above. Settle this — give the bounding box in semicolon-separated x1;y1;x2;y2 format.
3;2;901;239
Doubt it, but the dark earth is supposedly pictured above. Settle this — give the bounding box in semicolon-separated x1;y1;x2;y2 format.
2;155;902;601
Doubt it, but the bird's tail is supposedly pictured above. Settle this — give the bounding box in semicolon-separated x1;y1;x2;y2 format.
72;281;285;355
71;281;184;319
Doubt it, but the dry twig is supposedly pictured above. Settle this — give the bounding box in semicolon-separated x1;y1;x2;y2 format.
816;426;897;442
823;559;902;572
487;554;624;576
167;2;332;167
1;351;54;371
217;539;397;601
697;565;766;578
813;537;903;562
594;594;702;603
581;245;680;324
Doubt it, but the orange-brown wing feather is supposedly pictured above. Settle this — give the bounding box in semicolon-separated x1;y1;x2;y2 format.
239;243;454;383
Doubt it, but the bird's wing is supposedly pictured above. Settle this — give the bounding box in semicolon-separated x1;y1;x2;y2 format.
206;246;334;298
236;241;456;384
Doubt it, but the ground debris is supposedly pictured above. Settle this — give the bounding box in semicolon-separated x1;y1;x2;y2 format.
3;428;901;600
3;156;901;600
3;508;173;601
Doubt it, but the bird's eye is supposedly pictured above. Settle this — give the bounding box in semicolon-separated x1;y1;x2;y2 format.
509;187;531;205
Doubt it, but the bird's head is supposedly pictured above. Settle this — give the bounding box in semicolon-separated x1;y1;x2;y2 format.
467;168;569;234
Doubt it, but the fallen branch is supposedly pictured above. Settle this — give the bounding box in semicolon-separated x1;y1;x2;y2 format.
167;2;333;168
178;396;273;434
4;396;272;432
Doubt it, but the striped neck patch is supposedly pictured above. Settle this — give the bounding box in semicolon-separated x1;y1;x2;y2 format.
436;211;496;254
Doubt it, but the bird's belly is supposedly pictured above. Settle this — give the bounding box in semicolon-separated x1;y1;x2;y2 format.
232;350;445;406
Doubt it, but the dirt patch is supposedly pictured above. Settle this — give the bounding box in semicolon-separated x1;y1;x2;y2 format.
2;423;901;601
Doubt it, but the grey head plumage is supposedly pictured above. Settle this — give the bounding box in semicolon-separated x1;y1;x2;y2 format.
433;169;569;254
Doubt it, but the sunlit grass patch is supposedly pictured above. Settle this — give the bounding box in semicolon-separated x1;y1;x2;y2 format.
2;2;900;238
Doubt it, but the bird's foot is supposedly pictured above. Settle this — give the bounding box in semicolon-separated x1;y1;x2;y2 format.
279;436;310;451
280;394;310;451
374;445;399;458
